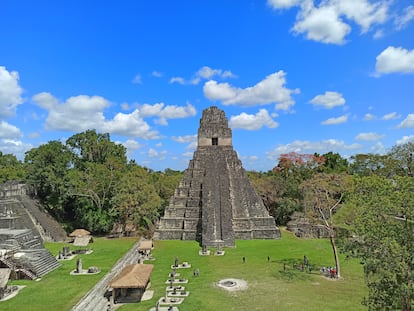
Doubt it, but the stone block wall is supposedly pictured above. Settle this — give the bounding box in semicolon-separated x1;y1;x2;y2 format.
154;106;280;246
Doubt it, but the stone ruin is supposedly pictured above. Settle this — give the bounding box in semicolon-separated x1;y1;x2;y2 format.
0;181;65;279
154;106;280;247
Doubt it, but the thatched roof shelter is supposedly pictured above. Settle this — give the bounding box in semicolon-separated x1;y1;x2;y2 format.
0;268;11;289
138;240;153;251
69;228;91;237
110;264;154;289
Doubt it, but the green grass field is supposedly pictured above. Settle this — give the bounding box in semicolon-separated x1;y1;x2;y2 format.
2;237;137;311
120;229;367;311
2;229;367;311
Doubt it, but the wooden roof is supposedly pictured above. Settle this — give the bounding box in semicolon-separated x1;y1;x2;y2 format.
0;268;11;288
69;228;91;237
138;240;153;250
73;235;92;247
109;264;154;289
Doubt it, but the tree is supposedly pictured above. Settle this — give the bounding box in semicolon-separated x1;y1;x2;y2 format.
111;165;161;237
24;141;72;216
320;151;348;173
348;153;389;176
66;129;127;167
347;175;414;310
275;152;325;179
249;171;302;225
388;142;414;177
300;173;351;278
66;157;125;233
0;151;25;183
149;168;183;216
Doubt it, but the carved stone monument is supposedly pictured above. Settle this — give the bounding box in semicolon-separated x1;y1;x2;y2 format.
154;106;280;247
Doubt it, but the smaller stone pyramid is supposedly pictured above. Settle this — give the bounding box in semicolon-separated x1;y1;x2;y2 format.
154;106;280;247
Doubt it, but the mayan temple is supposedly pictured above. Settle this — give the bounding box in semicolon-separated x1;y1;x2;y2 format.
154;106;280;247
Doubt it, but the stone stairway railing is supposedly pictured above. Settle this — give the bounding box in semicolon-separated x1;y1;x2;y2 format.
71;239;141;311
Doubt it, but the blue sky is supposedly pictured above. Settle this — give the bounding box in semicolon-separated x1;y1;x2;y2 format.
0;0;413;172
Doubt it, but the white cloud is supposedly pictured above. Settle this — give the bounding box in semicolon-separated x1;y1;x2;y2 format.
266;138;361;159
0;138;33;160
229;109;279;130
364;113;376;121
0;66;24;118
0;121;22;139
395;5;414;30
331;0;388;33
169;77;185;84
267;0;300;9
33;93;196;139
310;91;345;109
105;110;159;139
373;29;384;39
147;148;167;159
196;66;236;79
152;71;163;78
121;102;130;111
132;74;142;84
396;135;414;145
172;135;197;143
269;0;390;45
397;114;414;128
170;66;236;85
370;141;386;154
293;4;351;44
355;132;385;141
321;114;348;125
376;46;414;74
148;148;158;157
182;151;194;158
139;102;197;125
172;134;197;151
33;93;109;132
204;71;299;110
381;112;401;120
119;139;143;158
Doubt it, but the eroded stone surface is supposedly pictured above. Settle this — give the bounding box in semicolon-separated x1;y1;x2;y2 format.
154;106;280;247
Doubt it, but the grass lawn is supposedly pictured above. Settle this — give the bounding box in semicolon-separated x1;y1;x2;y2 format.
119;229;367;311
2;237;137;311
1;230;366;311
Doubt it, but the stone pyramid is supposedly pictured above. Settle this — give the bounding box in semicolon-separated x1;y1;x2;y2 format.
154;106;280;247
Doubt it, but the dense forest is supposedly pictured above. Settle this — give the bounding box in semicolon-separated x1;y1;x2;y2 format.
1;129;413;310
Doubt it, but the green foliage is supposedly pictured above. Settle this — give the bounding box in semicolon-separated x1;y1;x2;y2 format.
0;151;25;182
300;173;352;278
346;175;414;310
320;151;349;173
111;165;162;236
66;129;127;167
22;130;162;235
24;141;72;217
150;169;183;216
249;171;302;225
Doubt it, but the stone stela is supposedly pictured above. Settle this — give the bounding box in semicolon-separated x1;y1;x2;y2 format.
154;106;281;247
